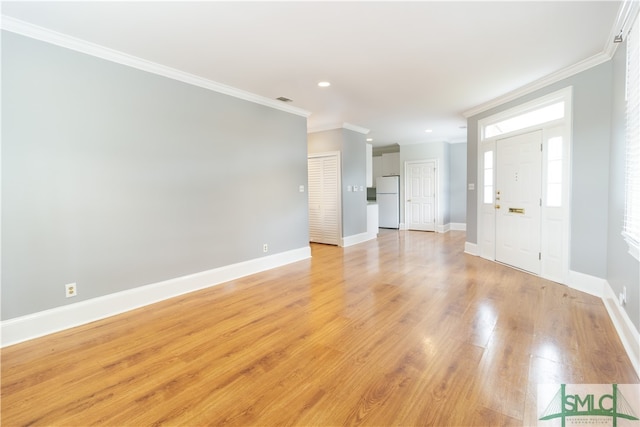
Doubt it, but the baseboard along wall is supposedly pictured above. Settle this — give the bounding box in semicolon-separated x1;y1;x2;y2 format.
1;247;311;347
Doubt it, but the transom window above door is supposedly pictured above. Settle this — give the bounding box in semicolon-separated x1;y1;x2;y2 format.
481;93;567;141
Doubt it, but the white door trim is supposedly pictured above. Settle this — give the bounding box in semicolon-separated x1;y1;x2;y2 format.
476;86;572;283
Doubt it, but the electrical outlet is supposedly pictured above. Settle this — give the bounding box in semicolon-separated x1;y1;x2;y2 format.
263;243;268;253
65;283;77;298
619;286;627;306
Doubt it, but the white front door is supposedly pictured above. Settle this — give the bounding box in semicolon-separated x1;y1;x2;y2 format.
405;160;436;231
495;130;542;274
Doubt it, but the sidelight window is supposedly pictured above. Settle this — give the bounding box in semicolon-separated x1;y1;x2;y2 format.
546;137;563;207
483;151;494;204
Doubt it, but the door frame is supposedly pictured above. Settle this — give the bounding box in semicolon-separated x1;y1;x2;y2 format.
308;151;342;246
476;87;572;283
404;159;438;232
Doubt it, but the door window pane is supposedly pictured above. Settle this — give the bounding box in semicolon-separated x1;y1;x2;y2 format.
484;151;494;204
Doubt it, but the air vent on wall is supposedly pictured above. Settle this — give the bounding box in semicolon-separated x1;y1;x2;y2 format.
276;96;293;102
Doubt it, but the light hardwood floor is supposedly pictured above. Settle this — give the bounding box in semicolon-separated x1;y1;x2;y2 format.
2;230;638;426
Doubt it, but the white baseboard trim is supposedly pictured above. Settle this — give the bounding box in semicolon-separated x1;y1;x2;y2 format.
567;270;640;378
567;270;606;297
399;223;407;230
450;223;467;231
436;223;450;233
341;231;377;247
464;241;478;256
602;281;640;378
1;246;311;348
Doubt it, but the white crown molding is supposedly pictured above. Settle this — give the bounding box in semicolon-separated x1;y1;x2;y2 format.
307;122;370;135
604;0;640;58
342;123;370;135
397;139;452;146
307;123;343;134
463;52;610;118
464;1;640;119
0;15;311;118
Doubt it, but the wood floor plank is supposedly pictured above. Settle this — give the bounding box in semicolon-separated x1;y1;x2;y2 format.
2;230;637;426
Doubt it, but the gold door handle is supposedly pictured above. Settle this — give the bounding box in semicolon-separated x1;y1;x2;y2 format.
495;205;500;209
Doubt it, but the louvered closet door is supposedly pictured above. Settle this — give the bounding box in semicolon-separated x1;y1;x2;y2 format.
308;155;340;245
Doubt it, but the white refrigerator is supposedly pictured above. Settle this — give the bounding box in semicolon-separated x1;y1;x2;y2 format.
376;176;400;229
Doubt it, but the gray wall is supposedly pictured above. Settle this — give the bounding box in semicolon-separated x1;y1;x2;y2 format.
449;143;467;224
308;128;367;239
341;129;368;237
466;61;613;278
607;41;639;331
2;31;310;320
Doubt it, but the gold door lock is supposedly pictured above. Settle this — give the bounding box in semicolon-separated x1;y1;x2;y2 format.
495;205;501;209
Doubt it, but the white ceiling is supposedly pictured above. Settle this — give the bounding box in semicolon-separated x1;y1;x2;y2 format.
1;1;623;147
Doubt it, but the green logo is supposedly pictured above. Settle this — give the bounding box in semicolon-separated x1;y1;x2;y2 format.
539;384;639;426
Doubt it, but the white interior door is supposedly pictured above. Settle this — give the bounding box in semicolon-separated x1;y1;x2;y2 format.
495;130;542;274
405;160;436;231
308;154;340;245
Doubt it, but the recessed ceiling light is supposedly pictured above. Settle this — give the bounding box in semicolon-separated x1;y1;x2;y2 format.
425;129;433;133
318;81;331;87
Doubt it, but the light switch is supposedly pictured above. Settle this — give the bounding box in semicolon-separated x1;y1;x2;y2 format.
299;185;305;192
359;186;364;191
468;183;475;190
347;185;352;192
